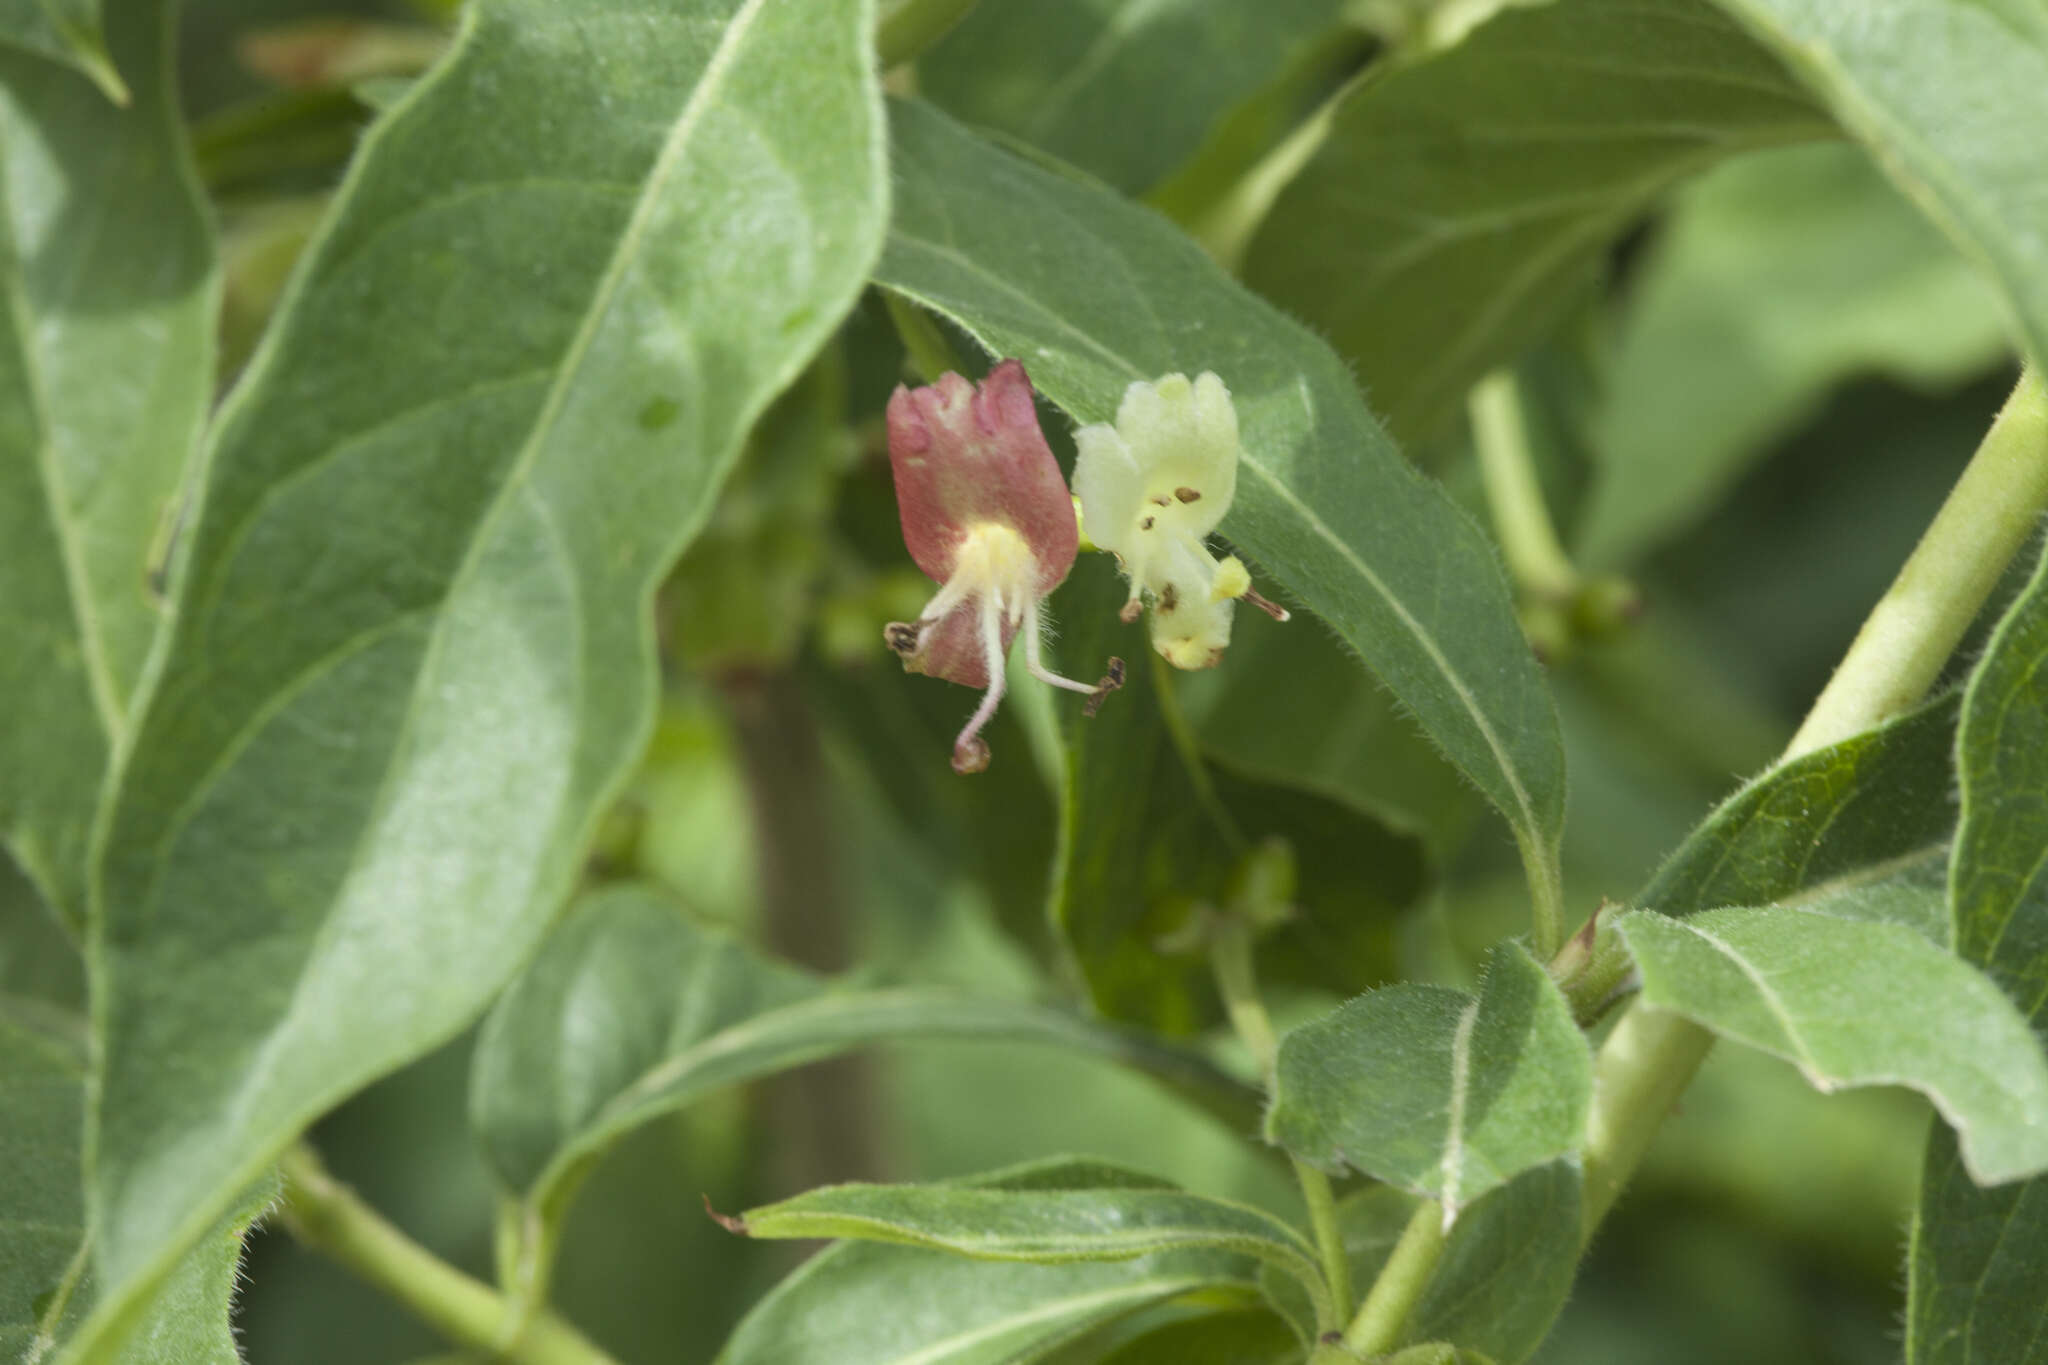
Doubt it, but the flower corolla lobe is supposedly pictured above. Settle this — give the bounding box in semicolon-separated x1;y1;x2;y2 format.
884;359;1118;773
1073;371;1285;669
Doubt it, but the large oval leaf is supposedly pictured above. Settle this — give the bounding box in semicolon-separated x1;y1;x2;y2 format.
1910;539;2048;1362
877;96;1566;908
1243;0;1828;442
79;0;886;1348
0;0;212;925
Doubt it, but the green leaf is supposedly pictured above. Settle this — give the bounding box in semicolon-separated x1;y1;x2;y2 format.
1637;691;1958;915
716;1160;1261;1365
1241;0;1828;442
918;0;1348;195
0;0;213;924
1620;905;2048;1186
726;1166;1331;1325
0;0;123;103
473;886;1260;1258
1712;0;2048;376
1180;604;1482;857
1578;142;2013;566
0;1008;270;1365
877;97;1567;895
1266;943;1590;1217
1910;542;2048;1363
81;0;886;1348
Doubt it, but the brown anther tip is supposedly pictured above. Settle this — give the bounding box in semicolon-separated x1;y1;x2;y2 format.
1083;657;1126;717
1243;588;1289;622
1174;486;1201;503
1151;494;1173;507
1159;583;1178;612
1319;1331;1345;1346
704;1195;748;1235
1118;599;1143;624
884;621;920;656
1139;516;1155;531
951;736;991;774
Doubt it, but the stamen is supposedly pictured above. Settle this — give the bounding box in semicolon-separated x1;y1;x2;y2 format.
1243;587;1291;621
1174;487;1200;503
883;621;920;656
1083;657;1126;717
1118;597;1143;625
951;592;1010;773
1023;597;1107;697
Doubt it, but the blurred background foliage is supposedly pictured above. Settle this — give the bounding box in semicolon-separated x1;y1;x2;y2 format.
2;0;2021;1359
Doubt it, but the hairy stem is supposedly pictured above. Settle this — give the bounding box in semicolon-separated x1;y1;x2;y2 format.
1207;919;1355;1329
1343;1198;1447;1355
1581;366;2048;1235
1471;369;1580;602
277;1143;616;1365
1789;367;2048;758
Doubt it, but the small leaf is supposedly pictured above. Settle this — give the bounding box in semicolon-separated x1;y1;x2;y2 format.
1091;1308;1300;1364
1910;540;2048;1362
81;0;887;1345
1639;690;1958;915
1620;906;2048;1186
726;1167;1331;1326
473;886;1260;1266
715;1160;1261;1365
878;97;1566;895
1242;0;1828;442
1266;943;1590;1218
0;0;212;925
919;0;1349;195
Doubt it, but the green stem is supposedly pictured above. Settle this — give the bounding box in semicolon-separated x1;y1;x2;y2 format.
278;1144;617;1365
1788;367;2048;758
1470;369;1580;603
883;290;969;383
1343;1198;1448;1355
1207;920;1355;1329
874;0;980;70
1579;365;2048;1237
1519;830;1567;962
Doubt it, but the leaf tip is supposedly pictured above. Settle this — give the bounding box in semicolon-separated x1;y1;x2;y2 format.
703;1194;748;1235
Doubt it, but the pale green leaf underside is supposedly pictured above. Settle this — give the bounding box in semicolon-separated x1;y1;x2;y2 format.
716;1160;1258;1365
1266;944;1590;1216
1910;540;2048;1363
1581;141;2013;567
877;96;1565;870
1243;0;1828;442
79;0;885;1350
472;886;1258;1214
0;0;211;925
1710;0;2048;375
1622;906;2048;1186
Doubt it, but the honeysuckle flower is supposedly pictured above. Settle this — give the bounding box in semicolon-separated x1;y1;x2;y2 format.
1072;371;1287;669
885;359;1123;773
